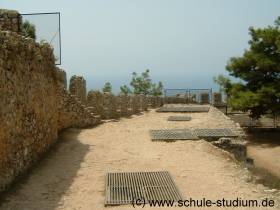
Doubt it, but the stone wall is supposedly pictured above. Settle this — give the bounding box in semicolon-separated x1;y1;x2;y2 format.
0;9;162;192
87;90;104;116
0;9;21;33
0;31;58;192
213;92;222;105
69;75;87;104
200;93;210;104
0;28;99;191
103;92;118;119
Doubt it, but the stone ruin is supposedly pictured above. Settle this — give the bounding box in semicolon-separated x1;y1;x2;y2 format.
200;93;210;104
0;9;21;33
87;90;104;116
103;92;118;119
213;92;222;105
69;75;87;104
0;9;164;193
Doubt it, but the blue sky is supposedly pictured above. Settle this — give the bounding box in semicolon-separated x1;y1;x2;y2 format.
2;0;280;93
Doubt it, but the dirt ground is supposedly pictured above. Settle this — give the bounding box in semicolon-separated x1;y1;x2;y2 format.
1;107;279;210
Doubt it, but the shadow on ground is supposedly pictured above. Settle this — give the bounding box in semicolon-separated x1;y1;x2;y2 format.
0;128;89;210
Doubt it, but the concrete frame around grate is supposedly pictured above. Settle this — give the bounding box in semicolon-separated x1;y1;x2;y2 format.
167;116;192;121
157;106;210;113
105;171;183;206
194;129;238;138
149;129;198;141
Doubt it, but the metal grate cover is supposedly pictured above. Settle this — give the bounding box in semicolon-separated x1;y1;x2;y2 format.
194;129;238;138
150;129;198;140
167;116;192;121
157;106;210;113
105;171;183;206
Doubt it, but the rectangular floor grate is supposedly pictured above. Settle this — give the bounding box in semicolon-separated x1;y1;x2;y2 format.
150;129;198;140
157;106;210;113
194;129;238;138
167;116;192;121
105;171;183;206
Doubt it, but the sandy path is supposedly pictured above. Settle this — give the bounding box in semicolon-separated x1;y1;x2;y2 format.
248;145;280;178
0;108;279;210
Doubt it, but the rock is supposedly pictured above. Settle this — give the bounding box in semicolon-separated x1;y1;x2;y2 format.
212;137;247;161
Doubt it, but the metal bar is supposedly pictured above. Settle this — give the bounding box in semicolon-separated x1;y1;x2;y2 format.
20;12;60;15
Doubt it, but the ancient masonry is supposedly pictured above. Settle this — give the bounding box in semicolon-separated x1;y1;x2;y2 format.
69;75;87;104
0;9;161;193
0;9;21;33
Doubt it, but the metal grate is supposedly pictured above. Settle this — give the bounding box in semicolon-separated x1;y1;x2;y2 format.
105;171;183;206
194;129;238;138
150;129;198;140
167;116;192;121
157;106;210;113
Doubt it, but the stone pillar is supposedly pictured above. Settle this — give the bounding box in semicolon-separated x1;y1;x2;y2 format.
69;75;86;104
115;96;121;117
0;9;22;33
120;95;129;116
213;92;222;105
140;95;148;111
200;93;209;104
131;95;141;113
150;97;157;108
87;90;104;116
103;92;118;119
156;97;163;107
55;68;67;89
127;96;133;116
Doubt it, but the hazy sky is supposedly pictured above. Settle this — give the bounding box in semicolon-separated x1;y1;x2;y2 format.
2;0;280;92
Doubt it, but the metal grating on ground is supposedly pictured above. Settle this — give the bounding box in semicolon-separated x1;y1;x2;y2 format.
150;129;198;140
157;106;210;113
194;129;238;138
105;171;183;206
167;116;192;121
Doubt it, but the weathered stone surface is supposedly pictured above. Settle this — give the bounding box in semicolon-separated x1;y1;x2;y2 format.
0;9;21;33
213;92;222;105
69;75;87;104
140;95;148;111
0;31;57;192
103;92;118;119
55;68;67;89
87;90;104;116
212;137;247;161
200;93;209;104
0;30;100;192
119;95;129;116
149;96;162;108
57;88;100;130
131;94;141;113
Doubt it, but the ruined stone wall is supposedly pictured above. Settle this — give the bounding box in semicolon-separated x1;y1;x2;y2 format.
119;95;129;116
0;28;99;191
69;75;87;104
103;92;118;119
213;92;222;105
57;88;99;130
0;9;21;33
200;93;210;104
0;31;58;192
87;90;104;116
131;94;141;113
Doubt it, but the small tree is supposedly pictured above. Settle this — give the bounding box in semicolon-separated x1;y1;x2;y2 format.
22;20;36;39
150;81;163;96
130;69;152;95
213;74;232;96
120;85;131;95
102;82;112;93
